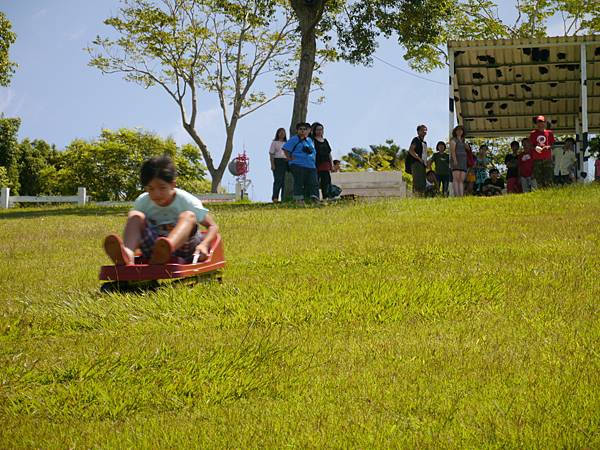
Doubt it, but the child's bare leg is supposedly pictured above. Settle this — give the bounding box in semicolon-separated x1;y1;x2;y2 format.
150;211;196;264
104;211;145;265
123;211;145;260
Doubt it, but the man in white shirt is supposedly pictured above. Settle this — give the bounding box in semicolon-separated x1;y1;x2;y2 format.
552;138;577;185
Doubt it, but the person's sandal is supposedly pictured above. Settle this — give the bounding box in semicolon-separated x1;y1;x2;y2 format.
104;234;132;265
150;237;174;264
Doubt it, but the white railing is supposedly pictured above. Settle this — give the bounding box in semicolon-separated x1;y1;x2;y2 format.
1;187;87;208
0;187;238;209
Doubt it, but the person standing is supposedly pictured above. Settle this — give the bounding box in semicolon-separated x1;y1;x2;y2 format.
449;125;470;197
529;115;555;188
429;141;450;196
311;122;334;199
406;124;428;196
283;122;318;203
474;144;491;194
505;140;522;194
269;127;288;202
552;137;577;185
519;138;536;193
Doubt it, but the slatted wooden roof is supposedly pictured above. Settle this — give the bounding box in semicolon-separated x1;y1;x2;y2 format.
448;35;600;137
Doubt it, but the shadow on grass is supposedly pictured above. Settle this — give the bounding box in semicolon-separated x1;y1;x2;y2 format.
0;205;131;220
0;198;359;219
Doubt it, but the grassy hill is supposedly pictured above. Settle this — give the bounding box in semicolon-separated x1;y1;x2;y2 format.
1;185;599;448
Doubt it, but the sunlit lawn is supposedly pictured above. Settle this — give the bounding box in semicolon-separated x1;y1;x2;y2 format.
1;185;599;448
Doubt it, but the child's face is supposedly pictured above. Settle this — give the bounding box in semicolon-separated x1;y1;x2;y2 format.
145;178;176;206
297;126;310;139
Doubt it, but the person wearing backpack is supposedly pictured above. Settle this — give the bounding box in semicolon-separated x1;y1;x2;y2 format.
406;124;428;196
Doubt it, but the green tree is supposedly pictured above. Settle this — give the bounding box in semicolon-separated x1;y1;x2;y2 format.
0;11;17;87
288;0;600;128
342;139;405;171
0;166;9;187
59;128;209;201
88;0;298;192
0;117;22;192
17;139;58;195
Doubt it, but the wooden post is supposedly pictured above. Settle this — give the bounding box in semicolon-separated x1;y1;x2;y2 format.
77;187;87;206
0;187;9;209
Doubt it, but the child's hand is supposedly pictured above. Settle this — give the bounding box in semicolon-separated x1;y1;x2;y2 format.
194;242;210;262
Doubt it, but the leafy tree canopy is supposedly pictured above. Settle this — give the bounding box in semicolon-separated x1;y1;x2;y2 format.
0;11;17;86
342;139;407;171
88;0;298;192
59;128;210;201
334;0;600;72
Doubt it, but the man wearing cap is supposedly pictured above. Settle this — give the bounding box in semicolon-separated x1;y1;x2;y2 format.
529;115;555;188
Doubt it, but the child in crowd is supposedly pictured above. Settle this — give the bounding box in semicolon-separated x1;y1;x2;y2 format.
505;140;522;194
103;156;218;265
425;170;439;197
552;137;577;185
481;168;505;196
283;122;319;203
332;160;342;173
429;141;450;196
474;144;491;194
519;138;536;192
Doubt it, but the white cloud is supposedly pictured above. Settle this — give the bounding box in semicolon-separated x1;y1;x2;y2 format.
64;26;87;41
0;89;26;117
32;8;48;19
0;89;15;112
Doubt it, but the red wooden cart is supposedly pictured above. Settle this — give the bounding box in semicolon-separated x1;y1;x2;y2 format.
99;233;225;292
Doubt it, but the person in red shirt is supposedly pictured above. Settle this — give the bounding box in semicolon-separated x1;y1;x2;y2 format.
519;138;537;192
529;115;555;187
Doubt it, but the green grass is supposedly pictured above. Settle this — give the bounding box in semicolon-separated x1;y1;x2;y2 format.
1;185;599;448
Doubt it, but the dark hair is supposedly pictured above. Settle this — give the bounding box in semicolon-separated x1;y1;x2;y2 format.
333;159;340;164
417;124;427;132
311;122;324;134
489;168;500;175
565;137;575;144
436;141;447;151
141;156;177;186
451;125;465;139
510;140;520;148
295;122;311;130
426;170;436;177
274;127;287;141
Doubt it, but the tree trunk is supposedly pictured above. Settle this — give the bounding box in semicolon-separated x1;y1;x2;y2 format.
289;0;325;135
183;121;237;193
210;126;236;193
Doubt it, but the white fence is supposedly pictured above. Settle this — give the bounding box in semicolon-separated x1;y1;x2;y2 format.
0;187;238;209
1;187;87;208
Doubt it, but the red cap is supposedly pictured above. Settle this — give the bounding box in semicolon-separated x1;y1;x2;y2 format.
535;115;546;122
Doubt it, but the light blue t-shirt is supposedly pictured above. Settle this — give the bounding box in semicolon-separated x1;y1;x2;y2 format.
283;135;316;169
133;188;209;228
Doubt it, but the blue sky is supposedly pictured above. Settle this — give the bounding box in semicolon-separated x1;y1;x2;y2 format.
1;1;592;200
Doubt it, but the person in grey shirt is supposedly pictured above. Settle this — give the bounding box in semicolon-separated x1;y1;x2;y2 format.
450;125;470;197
